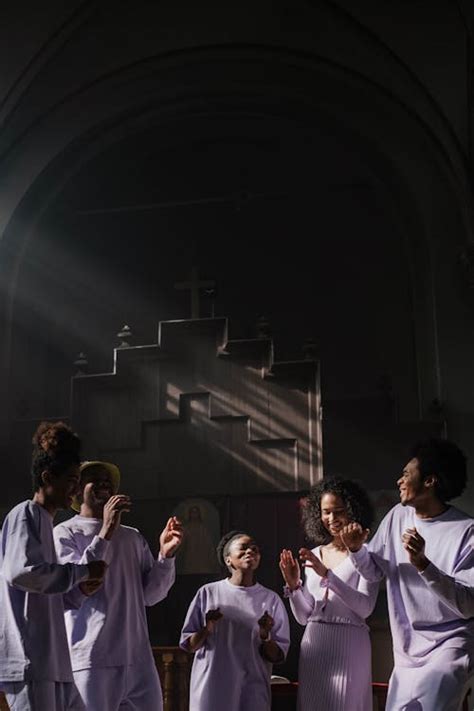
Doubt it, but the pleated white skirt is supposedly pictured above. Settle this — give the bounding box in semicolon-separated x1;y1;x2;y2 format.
297;620;372;711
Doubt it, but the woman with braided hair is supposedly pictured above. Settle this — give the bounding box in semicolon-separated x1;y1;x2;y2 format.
180;530;290;711
0;421;107;711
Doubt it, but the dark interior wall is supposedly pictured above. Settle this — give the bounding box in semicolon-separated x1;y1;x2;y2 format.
335;0;469;147
9;114;417;431
0;2;472;518
0;1;472;685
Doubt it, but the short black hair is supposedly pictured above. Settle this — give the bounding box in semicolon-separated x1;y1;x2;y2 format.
31;421;81;492
302;477;374;545
410;438;467;502
216;530;251;570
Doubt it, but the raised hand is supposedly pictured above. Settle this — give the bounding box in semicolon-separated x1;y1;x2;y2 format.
299;547;328;578
258;610;274;640
279;549;301;590
402;527;429;571
340;522;369;552
99;493;131;540
205;608;223;634
159;516;183;558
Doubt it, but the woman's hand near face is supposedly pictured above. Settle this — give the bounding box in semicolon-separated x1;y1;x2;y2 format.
299;548;328;578
279;549;300;590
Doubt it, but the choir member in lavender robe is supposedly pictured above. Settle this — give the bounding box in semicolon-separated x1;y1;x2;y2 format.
280;477;378;711
341;438;474;711
53;460;183;711
0;422;107;711
180;530;290;711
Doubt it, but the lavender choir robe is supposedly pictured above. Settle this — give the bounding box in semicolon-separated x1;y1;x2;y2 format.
180;579;290;711
350;503;474;710
0;501;89;710
54;515;176;711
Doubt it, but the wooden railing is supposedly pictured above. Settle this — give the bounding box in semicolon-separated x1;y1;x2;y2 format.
0;648;193;711
0;652;469;711
154;646;192;711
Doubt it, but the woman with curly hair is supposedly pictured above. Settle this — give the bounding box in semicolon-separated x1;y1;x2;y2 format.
280;477;377;711
0;421;106;711
180;530;290;711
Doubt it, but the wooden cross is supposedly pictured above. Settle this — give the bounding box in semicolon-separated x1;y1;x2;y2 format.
174;266;216;319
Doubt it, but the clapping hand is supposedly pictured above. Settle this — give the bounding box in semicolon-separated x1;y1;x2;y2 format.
279;549;300;590
299;548;328;578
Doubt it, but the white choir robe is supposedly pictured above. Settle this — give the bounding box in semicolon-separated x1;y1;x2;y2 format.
350;503;474;711
180;579;290;711
0;500;89;711
54;515;176;711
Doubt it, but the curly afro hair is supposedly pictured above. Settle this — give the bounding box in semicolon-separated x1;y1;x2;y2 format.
410;439;467;502
302;477;374;545
31;421;81;492
216;530;251;572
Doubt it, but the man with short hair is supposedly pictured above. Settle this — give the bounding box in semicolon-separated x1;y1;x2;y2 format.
0;422;107;711
341;438;474;710
54;460;183;711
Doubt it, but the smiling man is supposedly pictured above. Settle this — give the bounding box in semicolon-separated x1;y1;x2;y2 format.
53;460;183;711
341;438;474;711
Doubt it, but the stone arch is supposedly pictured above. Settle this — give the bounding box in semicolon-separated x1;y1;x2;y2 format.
0;45;472;430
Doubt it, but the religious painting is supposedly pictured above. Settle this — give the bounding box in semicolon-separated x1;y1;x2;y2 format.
173;498;221;575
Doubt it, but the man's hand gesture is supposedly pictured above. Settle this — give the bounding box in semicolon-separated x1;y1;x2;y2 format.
83;559;107;596
340;522;370;553
98;493;131;540
402;527;429;572
79;579;103;596
159;517;183;558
